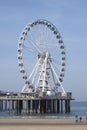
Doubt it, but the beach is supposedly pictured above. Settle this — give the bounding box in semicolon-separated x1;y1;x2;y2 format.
0;118;87;130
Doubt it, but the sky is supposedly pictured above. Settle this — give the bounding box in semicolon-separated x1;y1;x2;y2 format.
0;0;87;101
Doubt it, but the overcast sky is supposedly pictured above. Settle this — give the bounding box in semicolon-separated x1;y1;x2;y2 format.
0;0;87;101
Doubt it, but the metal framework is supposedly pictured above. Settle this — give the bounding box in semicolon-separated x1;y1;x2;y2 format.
18;19;66;97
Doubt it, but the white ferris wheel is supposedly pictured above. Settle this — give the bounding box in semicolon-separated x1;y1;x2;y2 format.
18;19;66;96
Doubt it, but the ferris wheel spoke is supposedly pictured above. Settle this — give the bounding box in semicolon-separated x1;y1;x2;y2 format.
28;28;44;51
39;43;58;48
41;28;55;48
23;45;34;53
26;35;41;53
52;58;61;66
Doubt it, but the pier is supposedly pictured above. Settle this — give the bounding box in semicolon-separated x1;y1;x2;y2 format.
0;91;73;114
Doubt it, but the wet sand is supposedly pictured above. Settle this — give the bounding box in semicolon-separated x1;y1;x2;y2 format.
0;118;87;130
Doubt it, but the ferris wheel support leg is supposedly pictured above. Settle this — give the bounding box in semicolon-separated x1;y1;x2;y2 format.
50;62;66;94
49;63;58;91
36;57;45;90
31;62;39;84
21;84;26;93
42;52;48;92
32;62;40;92
28;60;39;81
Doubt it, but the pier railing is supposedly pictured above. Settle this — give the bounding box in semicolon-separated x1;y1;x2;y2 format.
0;91;72;100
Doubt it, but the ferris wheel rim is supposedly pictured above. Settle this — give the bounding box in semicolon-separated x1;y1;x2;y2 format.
18;19;66;88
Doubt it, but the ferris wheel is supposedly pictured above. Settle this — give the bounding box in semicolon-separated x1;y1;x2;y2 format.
18;19;66;96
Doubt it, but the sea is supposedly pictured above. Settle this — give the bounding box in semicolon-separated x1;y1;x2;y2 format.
0;101;87;118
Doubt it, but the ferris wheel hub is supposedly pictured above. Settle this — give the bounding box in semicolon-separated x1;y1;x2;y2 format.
38;51;50;60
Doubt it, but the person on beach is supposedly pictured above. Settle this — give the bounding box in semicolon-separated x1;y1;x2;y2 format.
86;117;87;121
75;115;78;122
79;117;82;122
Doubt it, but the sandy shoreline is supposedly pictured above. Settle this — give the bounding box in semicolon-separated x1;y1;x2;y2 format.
0;118;87;130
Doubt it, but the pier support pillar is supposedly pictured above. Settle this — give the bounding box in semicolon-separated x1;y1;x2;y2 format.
38;100;40;113
57;100;60;113
46;100;48;113
40;100;42;113
35;100;38;113
43;100;46;113
7;100;10;112
53;100;57;113
55;100;57;113
28;100;30;113
68;100;70;113
18;100;23;113
49;100;51;113
34;100;37;113
24;100;27;113
65;100;67;113
0;100;3;111
65;100;70;113
51;100;53;113
14;100;18;113
12;100;14;110
32;100;35;113
5;100;7;111
65;100;71;113
29;100;33;113
61;100;63;113
53;100;55;113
